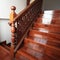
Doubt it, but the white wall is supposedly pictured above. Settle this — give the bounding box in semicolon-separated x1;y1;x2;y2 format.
0;0;27;18
0;0;27;44
0;20;11;44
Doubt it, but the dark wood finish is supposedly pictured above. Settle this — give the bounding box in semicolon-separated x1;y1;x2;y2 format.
0;41;6;45
27;0;30;6
13;0;43;53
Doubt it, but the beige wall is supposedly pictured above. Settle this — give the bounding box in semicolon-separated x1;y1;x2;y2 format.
0;0;27;18
0;20;11;44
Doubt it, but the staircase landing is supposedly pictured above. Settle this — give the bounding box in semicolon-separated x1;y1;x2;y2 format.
0;46;10;60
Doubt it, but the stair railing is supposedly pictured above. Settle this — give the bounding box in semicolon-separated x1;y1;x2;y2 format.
9;6;17;60
9;0;43;59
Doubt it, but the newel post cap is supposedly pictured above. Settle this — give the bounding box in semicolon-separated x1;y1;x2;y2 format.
11;6;16;10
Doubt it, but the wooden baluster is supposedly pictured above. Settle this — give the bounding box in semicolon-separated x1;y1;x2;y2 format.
10;23;15;60
9;6;17;60
27;0;30;6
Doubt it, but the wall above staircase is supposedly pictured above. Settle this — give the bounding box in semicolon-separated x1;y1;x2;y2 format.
0;0;27;18
43;0;60;10
0;0;27;44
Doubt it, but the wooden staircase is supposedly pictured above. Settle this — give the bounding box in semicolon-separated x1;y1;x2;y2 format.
0;0;60;60
15;10;60;60
0;45;10;60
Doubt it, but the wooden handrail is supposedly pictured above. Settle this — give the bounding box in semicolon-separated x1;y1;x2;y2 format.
14;0;43;53
9;0;43;59
27;0;30;6
13;0;43;23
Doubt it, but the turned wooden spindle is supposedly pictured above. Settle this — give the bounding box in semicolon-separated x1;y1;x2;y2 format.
10;6;17;60
27;0;30;6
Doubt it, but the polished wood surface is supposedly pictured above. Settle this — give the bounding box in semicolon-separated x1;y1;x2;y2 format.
9;6;17;23
0;11;60;60
14;0;43;53
27;0;30;6
15;10;60;60
9;6;17;60
0;46;11;60
0;1;60;60
38;11;60;25
33;23;60;34
1;10;60;60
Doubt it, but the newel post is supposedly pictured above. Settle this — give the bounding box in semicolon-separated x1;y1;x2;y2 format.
9;6;17;60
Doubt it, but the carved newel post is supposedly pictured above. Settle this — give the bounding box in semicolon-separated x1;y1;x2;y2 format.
9;6;17;60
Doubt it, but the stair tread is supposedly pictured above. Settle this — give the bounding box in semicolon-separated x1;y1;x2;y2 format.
29;29;60;42
24;38;60;59
16;10;60;60
1;44;10;51
37;16;60;20
33;27;60;35
25;38;60;51
28;29;60;48
36;16;60;25
0;46;11;60
24;40;44;53
33;23;60;34
18;46;43;60
44;10;60;13
17;48;38;60
39;13;60;18
29;29;60;40
29;31;60;43
16;53;30;60
34;23;60;28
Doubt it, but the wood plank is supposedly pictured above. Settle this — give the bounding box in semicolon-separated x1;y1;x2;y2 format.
19;46;43;60
36;17;60;25
29;29;60;40
28;35;60;49
34;23;60;34
24;38;60;60
17;48;37;60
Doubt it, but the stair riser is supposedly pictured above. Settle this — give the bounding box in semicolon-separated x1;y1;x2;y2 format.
24;40;45;53
45;47;60;60
34;23;60;33
27;36;60;49
29;30;60;40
